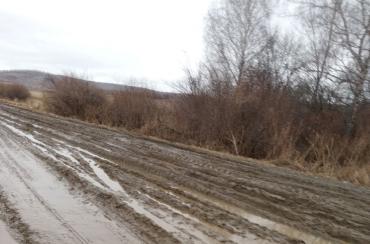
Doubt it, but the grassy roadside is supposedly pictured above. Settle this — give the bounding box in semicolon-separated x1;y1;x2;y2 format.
0;91;45;111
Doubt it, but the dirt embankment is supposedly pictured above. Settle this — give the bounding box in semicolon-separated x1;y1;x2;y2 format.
0;103;369;244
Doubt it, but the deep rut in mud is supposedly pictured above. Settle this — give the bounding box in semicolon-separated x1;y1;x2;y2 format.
0;104;369;244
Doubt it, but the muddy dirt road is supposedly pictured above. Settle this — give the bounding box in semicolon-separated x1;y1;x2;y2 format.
0;104;369;244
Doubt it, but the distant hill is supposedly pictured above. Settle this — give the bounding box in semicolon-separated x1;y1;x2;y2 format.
0;70;153;93
0;70;51;91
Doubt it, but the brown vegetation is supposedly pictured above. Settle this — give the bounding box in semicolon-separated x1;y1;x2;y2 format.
0;83;30;100
46;75;107;121
42;0;369;185
43;71;369;185
106;89;158;129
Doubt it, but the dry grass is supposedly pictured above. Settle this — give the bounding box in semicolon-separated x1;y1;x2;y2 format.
0;87;45;111
26;91;47;110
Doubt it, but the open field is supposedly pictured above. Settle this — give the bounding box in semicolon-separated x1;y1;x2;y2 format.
0;90;46;111
0;103;369;243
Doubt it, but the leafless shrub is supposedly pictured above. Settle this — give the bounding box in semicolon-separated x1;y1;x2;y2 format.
46;75;107;121
0;83;30;100
107;89;158;129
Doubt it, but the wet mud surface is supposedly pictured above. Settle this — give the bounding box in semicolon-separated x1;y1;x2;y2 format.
0;219;18;244
0;104;369;243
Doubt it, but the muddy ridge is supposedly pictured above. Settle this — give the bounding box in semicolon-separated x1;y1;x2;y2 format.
0;191;37;244
0;103;369;244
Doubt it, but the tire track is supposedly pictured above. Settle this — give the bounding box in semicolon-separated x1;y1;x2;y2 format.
1;104;370;243
0;137;90;244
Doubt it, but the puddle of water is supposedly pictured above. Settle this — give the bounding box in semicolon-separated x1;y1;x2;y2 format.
144;193;265;244
0;135;138;244
0;121;61;163
79;154;124;192
76;147;117;165
69;152;208;242
0;121;47;147
56;157;107;190
0;220;18;244
65;149;214;242
63;150;224;243
54;148;80;165
94;144;112;152
0;122;110;192
176;187;334;244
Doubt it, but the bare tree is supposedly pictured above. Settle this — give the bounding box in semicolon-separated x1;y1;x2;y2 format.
298;0;369;135
198;0;273;154
335;0;370;136
205;0;272;86
256;33;304;87
298;0;339;107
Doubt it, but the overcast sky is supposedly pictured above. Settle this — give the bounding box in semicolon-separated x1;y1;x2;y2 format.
0;0;214;91
0;0;296;91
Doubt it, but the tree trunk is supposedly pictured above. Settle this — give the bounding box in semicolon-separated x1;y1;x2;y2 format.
347;70;367;137
230;132;239;155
